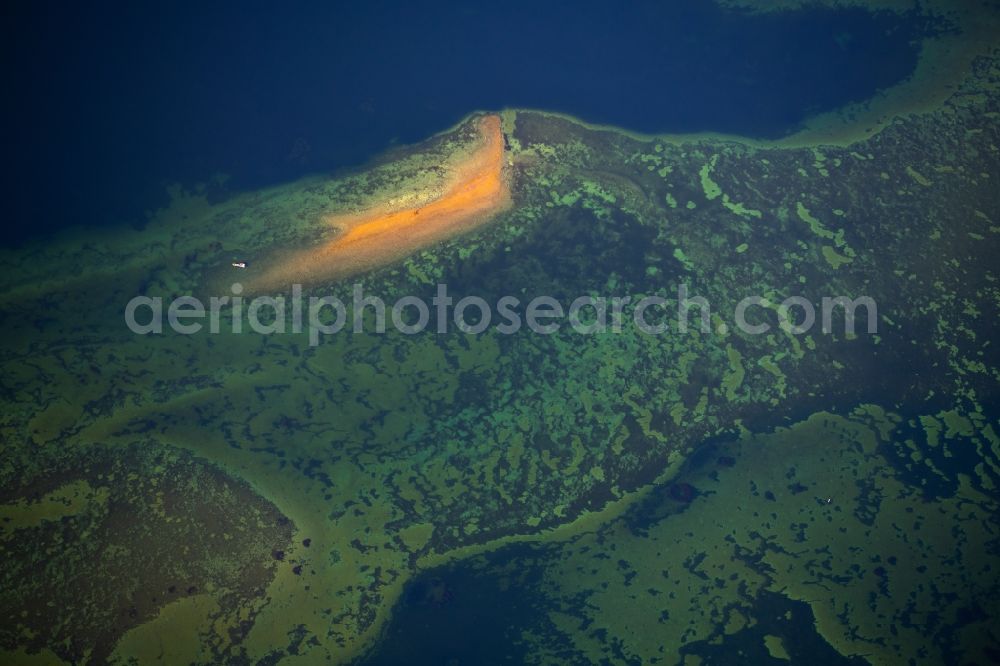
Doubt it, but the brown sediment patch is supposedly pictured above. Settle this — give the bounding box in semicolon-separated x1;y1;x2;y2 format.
248;115;510;291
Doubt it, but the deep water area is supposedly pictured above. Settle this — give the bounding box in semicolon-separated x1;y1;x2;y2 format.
4;0;928;245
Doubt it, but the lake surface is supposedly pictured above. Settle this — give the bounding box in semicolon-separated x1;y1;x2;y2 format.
2;2;998;663
3;0;927;246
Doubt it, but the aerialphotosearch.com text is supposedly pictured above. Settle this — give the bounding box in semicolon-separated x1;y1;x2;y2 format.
124;283;878;346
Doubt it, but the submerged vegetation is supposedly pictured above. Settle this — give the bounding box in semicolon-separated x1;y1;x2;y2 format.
1;1;999;663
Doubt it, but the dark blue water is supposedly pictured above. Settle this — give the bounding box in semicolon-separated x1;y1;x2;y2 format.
2;0;928;246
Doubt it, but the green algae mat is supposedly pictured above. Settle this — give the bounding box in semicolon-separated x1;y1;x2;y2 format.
3;8;1000;666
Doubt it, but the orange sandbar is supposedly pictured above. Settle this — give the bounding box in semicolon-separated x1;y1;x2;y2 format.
250;115;510;290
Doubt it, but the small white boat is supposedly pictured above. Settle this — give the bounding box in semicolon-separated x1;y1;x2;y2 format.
232;261;247;269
